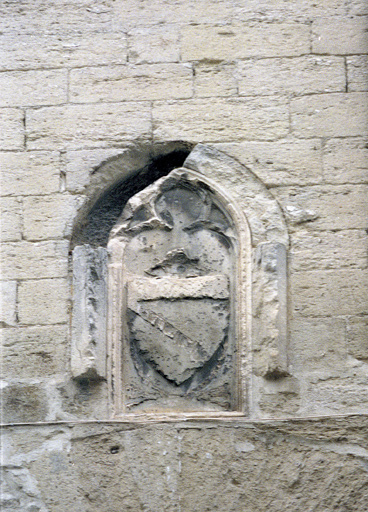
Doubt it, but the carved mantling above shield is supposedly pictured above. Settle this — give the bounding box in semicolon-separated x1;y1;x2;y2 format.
108;168;248;414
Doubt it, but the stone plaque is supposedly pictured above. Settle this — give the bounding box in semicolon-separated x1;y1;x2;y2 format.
108;168;241;413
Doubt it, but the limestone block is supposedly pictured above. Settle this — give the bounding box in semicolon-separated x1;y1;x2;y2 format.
0;70;67;107
71;245;108;381
0;32;127;71
348;0;368;15
312;16;368;54
128;25;180;63
0;467;48;512
252;242;288;378
0;281;17;327
26;103;152;150
291;269;368;317
347;56;368;92
1;151;61;196
289;317;347;374
274;185;368;230
0;197;22;242
181;22;310;61
63;148;124;193
1;325;68;378
347;316;368;361
214;139;323;186
1;241;68;279
1;384;48;423
323;138;368;184
257;376;301;416
0;0;119;35
153;98;289;143
290;229;368;271
0;109;24;150
238;57;345;96
194;63;237;97
70;64;193;103
291;93;368;138
18;278;69;325
23;194;82;241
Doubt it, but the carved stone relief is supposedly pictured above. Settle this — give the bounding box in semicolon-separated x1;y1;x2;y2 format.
108;168;246;413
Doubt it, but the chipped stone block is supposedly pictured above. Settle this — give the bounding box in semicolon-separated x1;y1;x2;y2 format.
252;242;288;378
26;103;152;150
0;109;24;150
69;64;193;103
1;241;68;280
18;278;69;325
347;316;368;361
1;325;68;379
181;22;310;61
0;281;17;327
71;245;108;381
1;383;48;423
23;194;82;241
0;151;61;197
153;97;289;143
238;56;345;96
323;137;368;184
291;93;368;138
0;197;22;242
312;16;368;55
0;70;67;108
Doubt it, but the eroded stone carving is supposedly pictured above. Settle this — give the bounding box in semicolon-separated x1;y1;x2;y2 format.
108;168;244;413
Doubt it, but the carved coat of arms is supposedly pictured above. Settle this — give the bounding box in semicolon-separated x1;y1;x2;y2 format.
109;168;238;410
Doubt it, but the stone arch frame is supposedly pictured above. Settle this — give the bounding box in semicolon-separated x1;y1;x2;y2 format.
70;143;289;419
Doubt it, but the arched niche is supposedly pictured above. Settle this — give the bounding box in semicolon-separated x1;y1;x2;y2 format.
70;144;289;418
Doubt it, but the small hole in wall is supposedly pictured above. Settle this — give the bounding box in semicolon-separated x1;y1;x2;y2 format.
110;446;120;454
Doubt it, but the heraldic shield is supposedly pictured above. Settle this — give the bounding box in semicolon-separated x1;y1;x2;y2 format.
108;168;239;412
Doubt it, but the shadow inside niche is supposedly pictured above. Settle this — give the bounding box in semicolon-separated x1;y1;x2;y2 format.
71;147;192;248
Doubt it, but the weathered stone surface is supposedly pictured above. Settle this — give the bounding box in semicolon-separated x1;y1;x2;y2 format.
1;384;48;423
0;197;22;242
194;63;237;97
128;25;181;63
0;281;17;327
347;316;368;361
71;245;108;381
0;70;67;107
214;139;323;186
1;241;68;280
289;229;368;271
323;137;368;184
274;184;368;230
2;325;68;379
291;93;368;138
238;56;345;96
312;16;368;54
23;194;82;241
0;109;24;150
1;151;61;196
257;376;301;416
18;278;69;325
291;269;368;317
153;97;289;143
347;55;368;92
289;317;347;374
181;23;310;61
252;242;288;378
26;103;152;150
0;466;48;512
0;32;127;71
70;64;193;103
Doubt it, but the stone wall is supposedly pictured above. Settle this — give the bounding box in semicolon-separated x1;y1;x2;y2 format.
1;0;368;510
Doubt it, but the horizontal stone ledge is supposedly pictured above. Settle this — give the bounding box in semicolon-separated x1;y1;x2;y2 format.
127;275;229;301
